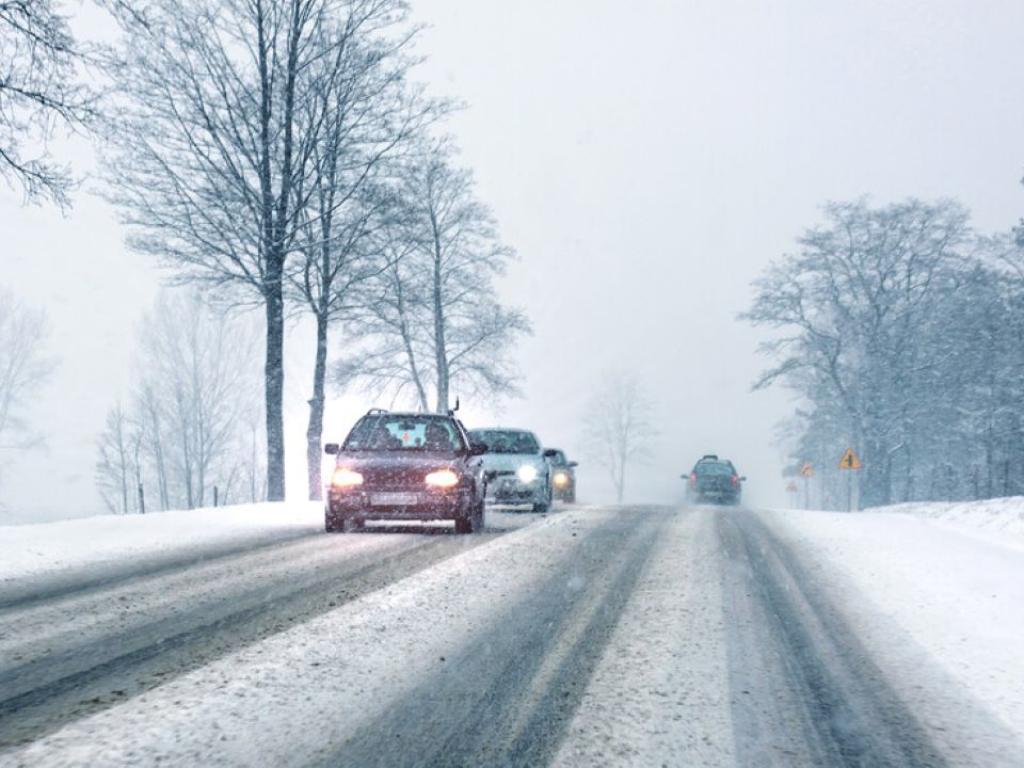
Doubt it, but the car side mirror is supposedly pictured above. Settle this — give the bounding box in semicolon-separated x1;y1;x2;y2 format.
324;443;340;455
740;476;747;481
469;442;488;456
568;461;578;468
542;449;558;458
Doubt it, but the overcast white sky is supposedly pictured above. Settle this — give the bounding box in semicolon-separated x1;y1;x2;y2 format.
3;0;1024;520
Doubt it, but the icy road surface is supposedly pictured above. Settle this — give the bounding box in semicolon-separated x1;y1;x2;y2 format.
1;506;1022;767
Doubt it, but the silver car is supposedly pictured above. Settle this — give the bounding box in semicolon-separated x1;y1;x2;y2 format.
469;428;552;513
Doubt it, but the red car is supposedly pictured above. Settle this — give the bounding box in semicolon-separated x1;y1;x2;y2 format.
324;410;488;533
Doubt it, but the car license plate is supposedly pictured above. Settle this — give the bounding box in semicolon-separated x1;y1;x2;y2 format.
371;492;419;506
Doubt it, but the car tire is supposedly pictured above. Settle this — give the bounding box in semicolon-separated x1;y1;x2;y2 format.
454;515;472;534
565;488;576;504
341;517;362;533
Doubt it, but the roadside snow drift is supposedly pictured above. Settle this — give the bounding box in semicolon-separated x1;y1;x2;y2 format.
0;502;323;597
863;495;1024;544
769;507;1024;750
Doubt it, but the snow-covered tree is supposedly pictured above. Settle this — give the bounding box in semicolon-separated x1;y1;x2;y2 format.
747;198;1024;507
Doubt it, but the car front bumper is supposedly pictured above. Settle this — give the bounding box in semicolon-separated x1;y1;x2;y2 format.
327;489;474;522
485;475;547;505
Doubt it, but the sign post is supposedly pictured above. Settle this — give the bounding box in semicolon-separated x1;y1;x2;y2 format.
838;448;862;512
800;463;814;510
785;479;799;508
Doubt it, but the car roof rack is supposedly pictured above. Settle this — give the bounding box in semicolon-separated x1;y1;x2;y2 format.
365;408;389;415
700;454;719;461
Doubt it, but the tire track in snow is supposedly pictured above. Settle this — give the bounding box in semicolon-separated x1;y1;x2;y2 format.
718;510;950;767
0;529;502;750
326;508;668;768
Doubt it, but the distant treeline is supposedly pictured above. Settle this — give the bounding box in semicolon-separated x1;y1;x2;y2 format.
746;198;1024;509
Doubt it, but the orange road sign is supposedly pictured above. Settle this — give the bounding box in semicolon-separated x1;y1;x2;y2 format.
800;463;814;478
839;448;862;470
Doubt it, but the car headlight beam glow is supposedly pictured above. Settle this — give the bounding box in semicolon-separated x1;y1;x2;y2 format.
516;464;539;483
331;468;364;487
553;471;569;486
425;469;460;488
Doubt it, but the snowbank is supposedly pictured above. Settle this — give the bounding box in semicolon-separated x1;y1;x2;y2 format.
770;508;1024;748
864;496;1024;545
0;502;323;596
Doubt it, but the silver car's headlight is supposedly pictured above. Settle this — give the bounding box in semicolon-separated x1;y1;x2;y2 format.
516;464;539;483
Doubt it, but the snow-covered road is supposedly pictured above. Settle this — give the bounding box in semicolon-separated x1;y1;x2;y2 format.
1;505;1022;767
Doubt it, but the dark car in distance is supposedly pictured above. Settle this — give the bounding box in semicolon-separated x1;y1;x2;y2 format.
685;455;745;505
324;410;488;533
544;448;578;503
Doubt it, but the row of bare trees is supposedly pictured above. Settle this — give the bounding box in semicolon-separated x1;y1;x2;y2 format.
95;292;265;514
94;0;527;503
1;1;527;507
747;198;1024;508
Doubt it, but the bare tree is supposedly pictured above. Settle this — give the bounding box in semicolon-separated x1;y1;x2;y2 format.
0;288;53;479
138;290;261;508
289;11;436;499
582;372;657;504
334;233;431;410
0;0;99;206
95;401;135;513
95;290;264;512
407;143;528;412
337;141;529;413
103;0;404;500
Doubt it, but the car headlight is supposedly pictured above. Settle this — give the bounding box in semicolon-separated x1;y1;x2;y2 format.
331;468;364;487
517;464;539;483
425;469;459;488
553;471;569;486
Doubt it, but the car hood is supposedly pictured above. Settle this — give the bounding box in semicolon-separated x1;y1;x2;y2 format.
335;452;461;473
479;453;546;473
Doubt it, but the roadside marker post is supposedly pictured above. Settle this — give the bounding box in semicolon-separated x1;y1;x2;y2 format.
838;448;862;512
799;463;814;509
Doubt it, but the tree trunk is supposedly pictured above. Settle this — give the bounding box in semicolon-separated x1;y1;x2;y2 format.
265;271;287;501
393;267;429;411
306;311;328;501
431;220;449;413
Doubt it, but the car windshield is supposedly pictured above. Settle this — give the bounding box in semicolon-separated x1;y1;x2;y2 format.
470;430;539;454
344;416;463;452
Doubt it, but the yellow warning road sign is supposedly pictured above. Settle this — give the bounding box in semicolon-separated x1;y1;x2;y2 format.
839;448;862;470
800;462;814;478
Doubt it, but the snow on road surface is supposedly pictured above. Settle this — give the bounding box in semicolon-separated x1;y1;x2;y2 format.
1;502;1023;766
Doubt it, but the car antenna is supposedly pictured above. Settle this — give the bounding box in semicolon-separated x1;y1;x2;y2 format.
449;397;460;416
